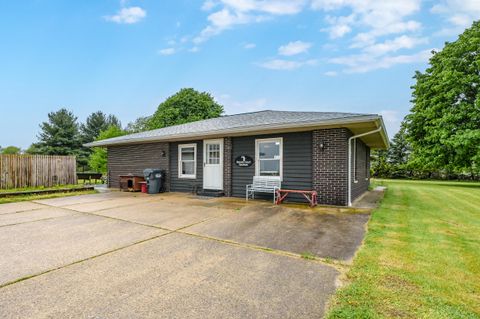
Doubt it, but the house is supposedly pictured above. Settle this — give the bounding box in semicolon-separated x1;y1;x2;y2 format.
85;110;388;206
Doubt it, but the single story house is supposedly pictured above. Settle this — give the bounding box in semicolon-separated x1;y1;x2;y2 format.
85;110;388;206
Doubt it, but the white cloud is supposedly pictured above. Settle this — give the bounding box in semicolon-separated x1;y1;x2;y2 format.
431;0;479;36
363;35;428;56
158;48;176;56
193;8;262;44
449;14;471;27
324;71;338;76
244;43;256;49
194;0;307;43
278;41;312;56
350;20;421;48
314;0;422;45
330;48;434;73
323;14;355;38
216;93;268;113
258;58;317;70
104;6;146;24
189;46;200;53
202;0;217;11
219;0;306;15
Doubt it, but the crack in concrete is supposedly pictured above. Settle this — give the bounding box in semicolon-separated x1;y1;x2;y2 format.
0;231;175;290
1;198;346;289
0;212;82;228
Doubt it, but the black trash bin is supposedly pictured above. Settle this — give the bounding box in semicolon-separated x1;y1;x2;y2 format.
143;169;166;194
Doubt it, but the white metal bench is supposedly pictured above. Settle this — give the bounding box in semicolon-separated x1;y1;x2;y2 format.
246;176;281;203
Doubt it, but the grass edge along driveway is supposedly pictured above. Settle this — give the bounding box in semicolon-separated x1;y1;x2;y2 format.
0;190;97;204
326;179;480;319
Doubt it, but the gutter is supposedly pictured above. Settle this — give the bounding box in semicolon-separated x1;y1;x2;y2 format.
347;125;383;206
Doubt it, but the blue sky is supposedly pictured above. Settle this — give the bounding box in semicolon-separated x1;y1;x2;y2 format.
0;0;477;149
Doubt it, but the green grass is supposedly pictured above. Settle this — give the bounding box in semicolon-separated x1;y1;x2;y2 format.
0;190;97;204
0;184;89;194
301;252;317;260
327;179;480;319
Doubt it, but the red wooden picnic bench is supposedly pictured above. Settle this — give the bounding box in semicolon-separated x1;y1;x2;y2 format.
275;189;318;207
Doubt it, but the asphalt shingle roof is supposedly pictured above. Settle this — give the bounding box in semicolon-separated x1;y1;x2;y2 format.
85;110;379;147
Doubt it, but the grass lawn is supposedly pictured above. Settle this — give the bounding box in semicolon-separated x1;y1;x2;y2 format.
327;179;480;318
0;184;90;194
0;190;97;204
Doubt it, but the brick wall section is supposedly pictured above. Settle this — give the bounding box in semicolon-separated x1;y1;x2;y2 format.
107;143;170;189
351;139;370;201
312;128;351;206
223;137;233;196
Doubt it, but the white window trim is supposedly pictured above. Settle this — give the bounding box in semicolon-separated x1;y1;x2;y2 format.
178;143;197;179
255;137;283;180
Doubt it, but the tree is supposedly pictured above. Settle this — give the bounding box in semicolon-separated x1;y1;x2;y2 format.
147;88;224;130
371;149;392;178
387;126;412;178
80;111;121;144
79;111;121;171
25;143;42;155
126;116;151;133
405;21;480;177
370;125;413;178
1;146;21;154
88;126;126;173
35;108;82;156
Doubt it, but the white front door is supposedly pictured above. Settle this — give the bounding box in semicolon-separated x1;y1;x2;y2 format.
203;139;223;190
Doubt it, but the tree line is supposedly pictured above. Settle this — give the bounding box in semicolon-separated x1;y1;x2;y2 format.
371;21;480;180
19;88;223;173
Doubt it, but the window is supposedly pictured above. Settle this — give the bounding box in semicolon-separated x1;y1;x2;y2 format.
178;144;196;179
353;140;358;183
255;138;283;179
206;143;220;164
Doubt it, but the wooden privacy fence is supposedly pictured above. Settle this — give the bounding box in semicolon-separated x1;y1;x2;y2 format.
0;155;77;189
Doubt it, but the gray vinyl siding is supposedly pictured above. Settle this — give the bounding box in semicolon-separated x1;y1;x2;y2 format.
107;143;169;189
231;132;312;201
169;141;203;193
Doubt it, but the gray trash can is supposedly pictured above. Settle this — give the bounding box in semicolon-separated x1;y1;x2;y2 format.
143;169;165;194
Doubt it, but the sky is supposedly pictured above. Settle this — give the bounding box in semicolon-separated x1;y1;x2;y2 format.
0;0;478;149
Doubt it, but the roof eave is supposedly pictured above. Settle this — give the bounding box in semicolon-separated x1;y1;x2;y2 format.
84;115;383;148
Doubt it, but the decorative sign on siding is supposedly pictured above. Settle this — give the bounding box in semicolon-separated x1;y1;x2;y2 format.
234;155;254;167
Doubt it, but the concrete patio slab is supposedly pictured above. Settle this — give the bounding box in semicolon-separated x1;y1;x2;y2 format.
92;201;234;230
33;191;130;207
0;214;165;286
0;207;74;227
61;195;155;213
0;232;338;319
0;201;46;215
186;205;370;261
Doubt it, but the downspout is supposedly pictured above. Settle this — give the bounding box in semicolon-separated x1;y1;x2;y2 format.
347;126;383;206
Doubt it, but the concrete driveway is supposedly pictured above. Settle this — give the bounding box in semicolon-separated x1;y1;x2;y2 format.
0;192;371;318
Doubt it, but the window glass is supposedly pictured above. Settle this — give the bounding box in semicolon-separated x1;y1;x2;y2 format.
259;160;280;176
259;142;280;159
179;144;196;178
182;161;195;175
256;139;282;177
207;144;220;164
181;147;195;161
